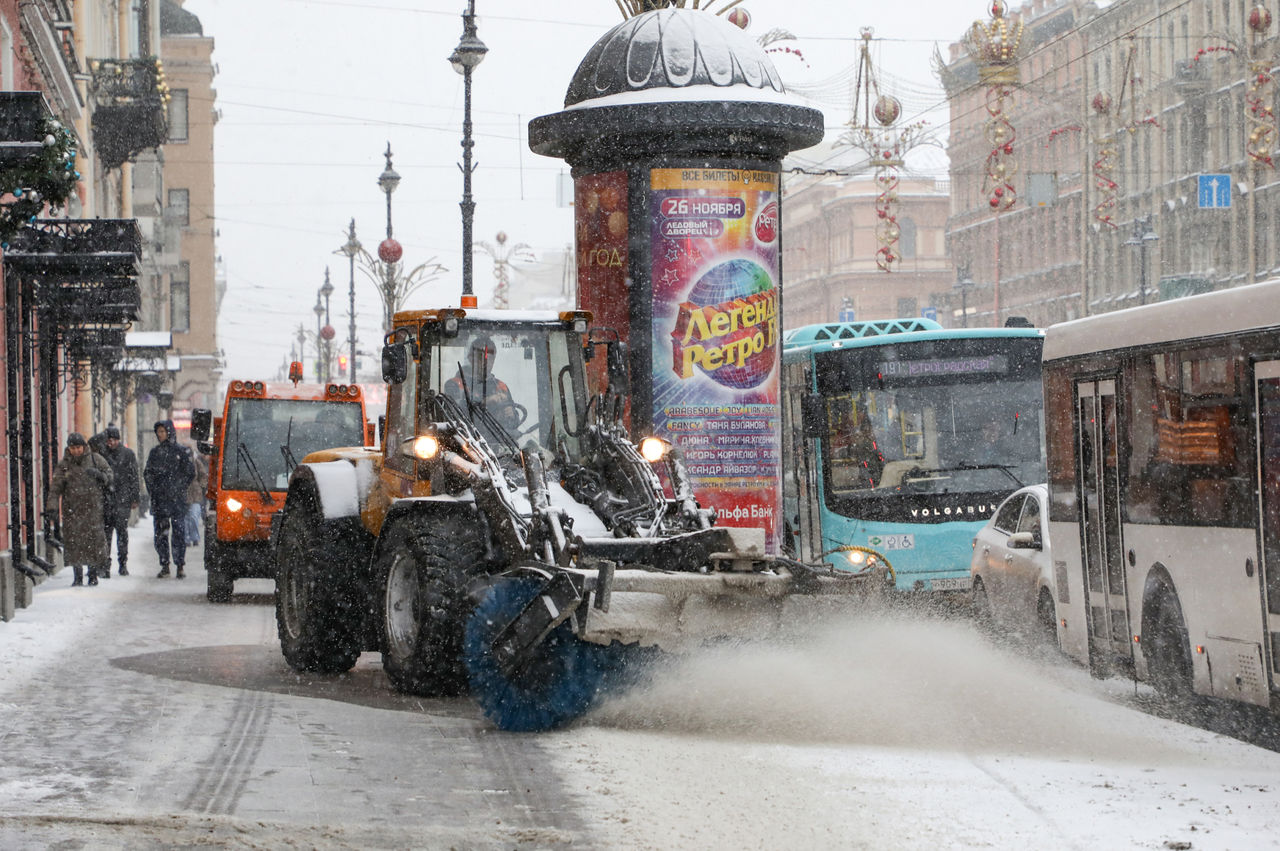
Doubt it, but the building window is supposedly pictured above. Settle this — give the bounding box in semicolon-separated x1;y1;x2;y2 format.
168;90;189;143
167;188;189;226
899;218;917;259
0;17;13;88
171;263;190;333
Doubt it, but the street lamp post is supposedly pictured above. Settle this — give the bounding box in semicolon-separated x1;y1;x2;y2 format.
450;0;487;309
312;297;325;382
1125;216;1159;305
377;144;402;333
339;219;361;382
321;267;335;382
954;263;975;327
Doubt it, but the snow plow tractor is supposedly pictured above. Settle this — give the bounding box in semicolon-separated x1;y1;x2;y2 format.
273;308;888;731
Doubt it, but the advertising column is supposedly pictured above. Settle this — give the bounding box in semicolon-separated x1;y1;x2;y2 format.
649;167;781;550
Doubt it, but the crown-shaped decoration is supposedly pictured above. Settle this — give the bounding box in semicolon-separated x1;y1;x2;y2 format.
615;0;747;20
963;1;1024;85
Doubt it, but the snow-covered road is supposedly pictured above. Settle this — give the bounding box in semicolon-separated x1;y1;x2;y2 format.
2;525;1279;849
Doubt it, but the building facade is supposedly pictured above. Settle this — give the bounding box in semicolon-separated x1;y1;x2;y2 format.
942;0;1280;327
781;172;955;329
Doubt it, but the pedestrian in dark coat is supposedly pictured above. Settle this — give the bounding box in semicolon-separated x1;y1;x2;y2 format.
45;432;114;586
99;425;140;577
144;419;195;579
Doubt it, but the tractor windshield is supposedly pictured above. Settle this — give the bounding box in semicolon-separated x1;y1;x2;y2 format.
428;325;588;455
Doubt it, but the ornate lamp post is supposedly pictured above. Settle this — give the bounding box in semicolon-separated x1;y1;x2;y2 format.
450;0;487;309
338;219;361;382
312;297;325;382
320;267;335;381
377;143;402;332
954;263;975;328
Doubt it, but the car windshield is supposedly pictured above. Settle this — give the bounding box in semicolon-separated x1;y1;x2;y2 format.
221;397;364;491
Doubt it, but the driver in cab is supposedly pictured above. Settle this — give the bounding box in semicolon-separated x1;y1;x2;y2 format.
444;335;519;430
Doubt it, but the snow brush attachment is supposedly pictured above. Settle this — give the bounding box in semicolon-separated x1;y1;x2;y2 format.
465;577;613;731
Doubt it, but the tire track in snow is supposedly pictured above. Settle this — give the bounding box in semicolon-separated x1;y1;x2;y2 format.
181;688;273;815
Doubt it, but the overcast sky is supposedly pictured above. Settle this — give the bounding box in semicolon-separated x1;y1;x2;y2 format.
181;0;991;381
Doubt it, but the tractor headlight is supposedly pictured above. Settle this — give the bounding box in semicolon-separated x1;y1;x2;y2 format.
639;437;669;463
411;434;441;460
225;497;243;513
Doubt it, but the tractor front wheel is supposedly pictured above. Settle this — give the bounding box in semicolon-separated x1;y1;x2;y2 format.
275;504;362;673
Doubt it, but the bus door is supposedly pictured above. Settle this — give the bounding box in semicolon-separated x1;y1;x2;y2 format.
783;360;821;562
1254;360;1280;694
1076;378;1133;669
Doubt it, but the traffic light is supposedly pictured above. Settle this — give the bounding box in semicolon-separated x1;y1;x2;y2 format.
338;354;349;375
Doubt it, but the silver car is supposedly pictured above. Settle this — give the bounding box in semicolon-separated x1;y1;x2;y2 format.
969;483;1059;643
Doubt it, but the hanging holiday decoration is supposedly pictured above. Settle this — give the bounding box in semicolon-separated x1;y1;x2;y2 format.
478;230;534;309
0;118;79;245
839;28;932;272
1089;93;1119;229
963;0;1024;212
613;0;749;20
1247;4;1277;168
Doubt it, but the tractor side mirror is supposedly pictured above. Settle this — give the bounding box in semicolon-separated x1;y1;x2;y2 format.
382;344;408;384
606;340;630;396
191;408;213;442
801;394;826;438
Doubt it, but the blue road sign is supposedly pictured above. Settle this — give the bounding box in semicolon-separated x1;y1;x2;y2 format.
921;306;938;321
838;307;856;323
1198;174;1232;208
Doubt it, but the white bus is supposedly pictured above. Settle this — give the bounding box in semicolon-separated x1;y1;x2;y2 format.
1043;277;1280;713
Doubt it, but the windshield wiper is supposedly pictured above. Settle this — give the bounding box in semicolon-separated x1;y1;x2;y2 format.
281;416;298;476
908;463;1023;489
237;441;275;504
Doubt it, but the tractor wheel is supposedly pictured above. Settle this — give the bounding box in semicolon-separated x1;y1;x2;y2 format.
464;577;607;732
205;540;233;603
275;504;362;673
1145;594;1193;700
379;513;485;696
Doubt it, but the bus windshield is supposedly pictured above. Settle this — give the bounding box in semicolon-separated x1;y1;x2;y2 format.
815;336;1044;516
222;397;365;491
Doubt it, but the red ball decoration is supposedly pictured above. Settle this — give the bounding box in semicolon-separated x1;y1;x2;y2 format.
727;7;750;29
1250;4;1272;33
990;198;1000;208
320;324;336;341
378;238;403;263
993;187;1004;197
873;95;901;128
1003;143;1014;154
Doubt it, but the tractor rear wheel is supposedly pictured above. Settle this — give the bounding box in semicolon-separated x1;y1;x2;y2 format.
379;512;485;696
275;503;362;673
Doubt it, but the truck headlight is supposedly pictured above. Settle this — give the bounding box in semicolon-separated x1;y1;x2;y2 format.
225;497;243;513
638;437;669;463
411;435;441;460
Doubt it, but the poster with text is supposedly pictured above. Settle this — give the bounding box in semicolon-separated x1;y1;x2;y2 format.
649;167;781;550
575;171;630;398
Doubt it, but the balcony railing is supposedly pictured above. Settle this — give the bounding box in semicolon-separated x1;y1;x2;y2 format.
89;57;170;169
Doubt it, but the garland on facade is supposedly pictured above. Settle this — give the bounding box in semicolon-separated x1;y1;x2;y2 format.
0;119;80;246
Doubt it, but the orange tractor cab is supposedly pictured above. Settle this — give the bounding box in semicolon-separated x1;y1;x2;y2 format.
192;376;375;602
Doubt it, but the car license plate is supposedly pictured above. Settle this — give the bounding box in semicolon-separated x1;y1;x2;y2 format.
931;576;972;591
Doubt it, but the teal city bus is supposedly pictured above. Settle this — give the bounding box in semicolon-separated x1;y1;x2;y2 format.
781;319;1045;594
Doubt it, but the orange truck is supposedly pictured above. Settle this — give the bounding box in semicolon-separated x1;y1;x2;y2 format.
191;376;373;602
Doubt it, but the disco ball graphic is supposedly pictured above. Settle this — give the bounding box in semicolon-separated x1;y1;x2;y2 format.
682;259;776;389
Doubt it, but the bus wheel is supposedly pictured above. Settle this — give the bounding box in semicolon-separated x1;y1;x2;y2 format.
1145;595;1192;699
1036;588;1057;646
205;541;233;603
275;503;361;674
379;512;483;697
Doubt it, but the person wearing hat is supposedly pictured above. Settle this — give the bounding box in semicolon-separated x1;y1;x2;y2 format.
144;419;195;578
44;432;114;587
98;425;140;577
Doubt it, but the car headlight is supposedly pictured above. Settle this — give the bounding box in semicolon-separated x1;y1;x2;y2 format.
638;437;668;463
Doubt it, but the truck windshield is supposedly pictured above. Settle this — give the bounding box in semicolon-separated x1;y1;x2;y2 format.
221;398;364;491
